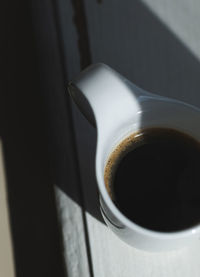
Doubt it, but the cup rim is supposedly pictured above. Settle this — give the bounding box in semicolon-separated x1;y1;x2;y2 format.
96;102;200;239
97;164;200;239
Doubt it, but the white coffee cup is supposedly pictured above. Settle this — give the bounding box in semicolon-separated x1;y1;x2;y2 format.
68;63;200;251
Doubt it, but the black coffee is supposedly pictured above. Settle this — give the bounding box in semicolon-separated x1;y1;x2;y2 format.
104;128;200;232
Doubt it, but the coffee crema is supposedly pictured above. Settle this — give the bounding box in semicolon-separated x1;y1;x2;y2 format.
104;128;200;232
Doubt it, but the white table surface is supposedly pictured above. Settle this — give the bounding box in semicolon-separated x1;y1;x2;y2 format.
55;0;200;276
0;141;15;277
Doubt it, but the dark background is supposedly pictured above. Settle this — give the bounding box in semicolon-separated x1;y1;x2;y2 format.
3;1;72;276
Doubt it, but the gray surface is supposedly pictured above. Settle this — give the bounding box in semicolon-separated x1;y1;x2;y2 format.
58;0;200;276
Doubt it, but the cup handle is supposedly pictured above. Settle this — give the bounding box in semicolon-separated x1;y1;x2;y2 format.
68;63;145;136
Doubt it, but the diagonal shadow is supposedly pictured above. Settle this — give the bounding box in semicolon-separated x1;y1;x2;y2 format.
3;0;200;275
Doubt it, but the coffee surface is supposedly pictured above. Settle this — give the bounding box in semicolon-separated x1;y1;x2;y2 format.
104;128;200;232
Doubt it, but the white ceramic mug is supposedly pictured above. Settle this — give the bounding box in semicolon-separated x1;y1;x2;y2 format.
68;63;200;251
